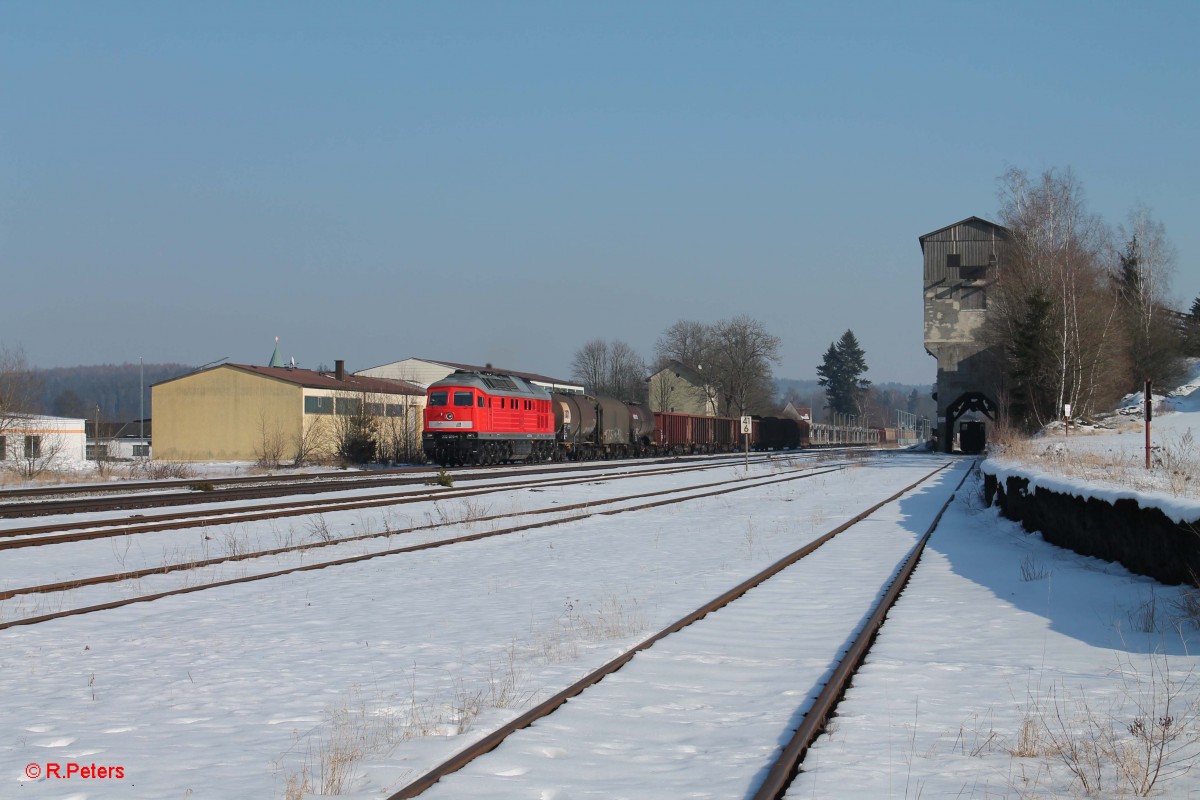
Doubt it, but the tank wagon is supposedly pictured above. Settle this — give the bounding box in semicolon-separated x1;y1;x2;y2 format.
553;393;656;459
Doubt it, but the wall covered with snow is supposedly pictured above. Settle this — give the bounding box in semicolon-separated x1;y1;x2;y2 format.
984;469;1200;586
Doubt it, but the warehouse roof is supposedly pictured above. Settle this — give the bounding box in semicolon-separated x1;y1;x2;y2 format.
154;363;425;396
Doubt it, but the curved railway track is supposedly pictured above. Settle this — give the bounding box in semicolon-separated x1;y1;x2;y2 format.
0;459;849;630
382;460;972;799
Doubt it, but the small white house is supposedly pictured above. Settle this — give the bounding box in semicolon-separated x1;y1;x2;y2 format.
94;419;152;460
1;414;88;471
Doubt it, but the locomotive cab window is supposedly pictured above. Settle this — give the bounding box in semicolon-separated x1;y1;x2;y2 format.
429;391;449;407
478;396;485;408
453;391;474;406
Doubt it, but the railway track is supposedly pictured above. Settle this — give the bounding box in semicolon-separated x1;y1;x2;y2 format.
0;454;794;549
0;457;848;630
382;459;971;799
0;452;783;518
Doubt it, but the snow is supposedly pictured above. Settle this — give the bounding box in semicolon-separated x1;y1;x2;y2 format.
5;375;1200;798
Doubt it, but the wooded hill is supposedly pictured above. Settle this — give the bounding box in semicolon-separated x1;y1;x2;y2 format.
32;363;194;423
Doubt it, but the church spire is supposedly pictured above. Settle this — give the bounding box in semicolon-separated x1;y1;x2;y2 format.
268;336;284;367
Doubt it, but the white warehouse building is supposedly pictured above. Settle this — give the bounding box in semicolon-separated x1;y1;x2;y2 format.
1;414;88;471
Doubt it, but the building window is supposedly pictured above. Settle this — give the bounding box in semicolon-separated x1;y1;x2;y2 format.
0;435;6;460
24;435;41;459
336;397;363;416
336;398;362;417
133;444;150;457
304;396;334;415
365;402;385;417
960;264;988;281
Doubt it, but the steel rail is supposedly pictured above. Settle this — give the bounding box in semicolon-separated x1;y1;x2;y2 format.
0;463;845;631
0;456;797;550
0;465;846;602
750;460;976;799
0;453;787;515
384;460;955;800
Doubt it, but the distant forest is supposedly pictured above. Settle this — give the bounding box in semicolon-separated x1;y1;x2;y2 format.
32;363;195;423
26;364;935;428
775;378;937;426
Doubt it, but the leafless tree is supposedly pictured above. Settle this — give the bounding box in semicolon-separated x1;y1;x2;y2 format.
15;426;66;479
376;398;425;464
254;408;287;469
0;346;47;475
654;320;712;372
292;416;330;466
571;340;608;393
571;339;647;401
0;345;40;439
984;166;1127;426
329;390;378;464
1115;206;1185;390
708;315;781;417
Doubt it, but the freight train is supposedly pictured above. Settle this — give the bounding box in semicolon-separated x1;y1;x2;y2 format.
421;369;879;466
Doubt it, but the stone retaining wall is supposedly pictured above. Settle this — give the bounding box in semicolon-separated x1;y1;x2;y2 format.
983;470;1200;586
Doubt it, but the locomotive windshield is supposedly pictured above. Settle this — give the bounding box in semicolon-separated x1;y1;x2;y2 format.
428;391;448;406
453;391;474;406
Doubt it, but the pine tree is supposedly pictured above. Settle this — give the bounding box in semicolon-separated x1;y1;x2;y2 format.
816;330;871;416
906;388;920;415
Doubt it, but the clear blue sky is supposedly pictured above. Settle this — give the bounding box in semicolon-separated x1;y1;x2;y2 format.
3;1;1197;385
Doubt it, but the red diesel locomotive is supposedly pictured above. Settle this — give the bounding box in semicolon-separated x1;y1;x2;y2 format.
422;371;556;466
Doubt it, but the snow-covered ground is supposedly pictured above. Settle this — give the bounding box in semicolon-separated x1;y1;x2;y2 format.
6;376;1200;798
796;368;1200;799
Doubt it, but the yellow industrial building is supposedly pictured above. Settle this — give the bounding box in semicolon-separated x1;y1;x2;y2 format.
152;361;425;463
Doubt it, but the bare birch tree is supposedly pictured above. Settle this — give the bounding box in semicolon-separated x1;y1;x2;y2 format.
1115;206;1184;390
986;167;1127;426
0;345;40;438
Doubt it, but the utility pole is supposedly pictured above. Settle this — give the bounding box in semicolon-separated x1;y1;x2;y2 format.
1145;379;1152;470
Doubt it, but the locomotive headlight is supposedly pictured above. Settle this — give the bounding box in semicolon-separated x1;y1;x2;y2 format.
447;412;454;420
